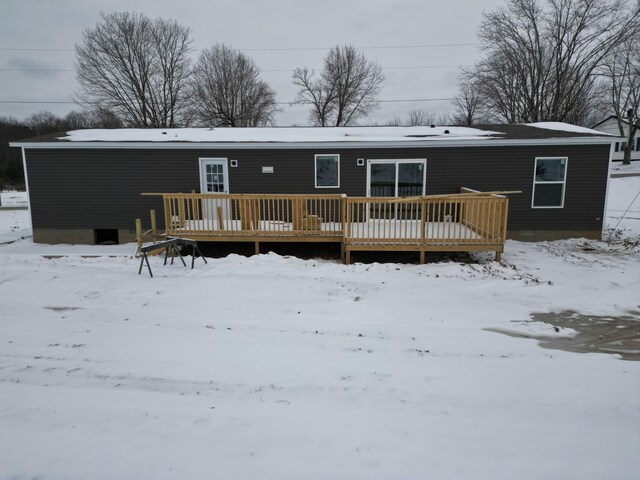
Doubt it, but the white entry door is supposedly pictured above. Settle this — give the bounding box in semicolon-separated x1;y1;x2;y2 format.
199;158;229;227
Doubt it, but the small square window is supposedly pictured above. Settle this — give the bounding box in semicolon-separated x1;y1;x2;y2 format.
230;159;238;167
357;158;365;166
532;157;567;208
315;154;340;188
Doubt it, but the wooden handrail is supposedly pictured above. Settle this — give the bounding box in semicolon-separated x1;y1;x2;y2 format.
161;193;345;237
148;192;509;249
344;195;509;246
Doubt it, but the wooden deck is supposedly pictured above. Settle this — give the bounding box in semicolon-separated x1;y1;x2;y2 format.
143;190;509;263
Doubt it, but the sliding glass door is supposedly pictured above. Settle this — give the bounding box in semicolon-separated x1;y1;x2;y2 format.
368;159;426;197
367;159;426;219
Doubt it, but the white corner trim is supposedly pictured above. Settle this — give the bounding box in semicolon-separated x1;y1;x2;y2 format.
20;147;33;233
601;142;616;239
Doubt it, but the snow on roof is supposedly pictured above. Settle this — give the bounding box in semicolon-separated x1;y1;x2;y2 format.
57;126;501;143
526;122;614;136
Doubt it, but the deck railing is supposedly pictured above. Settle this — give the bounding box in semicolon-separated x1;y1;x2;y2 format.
344;194;508;246
163;193;345;238
158;191;508;248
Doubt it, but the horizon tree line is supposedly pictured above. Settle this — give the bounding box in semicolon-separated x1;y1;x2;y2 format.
3;0;639;169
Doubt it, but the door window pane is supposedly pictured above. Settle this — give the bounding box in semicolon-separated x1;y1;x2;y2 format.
370;163;396;197
398;163;424;197
204;161;226;193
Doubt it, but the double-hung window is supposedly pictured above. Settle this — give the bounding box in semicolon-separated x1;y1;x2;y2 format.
532;157;567;208
315;154;340;188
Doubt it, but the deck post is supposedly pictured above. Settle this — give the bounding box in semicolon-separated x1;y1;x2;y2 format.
340;242;345;262
150;209;157;236
255;241;260;256
419;250;425;264
135;218;142;255
495;251;502;262
345;248;351;265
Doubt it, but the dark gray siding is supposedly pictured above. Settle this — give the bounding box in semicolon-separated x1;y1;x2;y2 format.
25;143;609;233
425;144;610;230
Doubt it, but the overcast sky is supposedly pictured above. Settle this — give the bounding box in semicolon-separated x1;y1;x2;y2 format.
0;0;505;126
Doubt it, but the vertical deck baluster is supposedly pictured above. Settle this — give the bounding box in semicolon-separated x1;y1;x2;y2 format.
492;198;498;242
480;199;487;243
432;200;437;242
445;200;450;241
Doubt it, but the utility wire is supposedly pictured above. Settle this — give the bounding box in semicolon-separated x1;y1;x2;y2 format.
0;65;470;73
0;98;456;106
0;43;478;53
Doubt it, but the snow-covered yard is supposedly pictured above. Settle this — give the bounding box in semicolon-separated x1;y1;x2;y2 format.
0;178;639;480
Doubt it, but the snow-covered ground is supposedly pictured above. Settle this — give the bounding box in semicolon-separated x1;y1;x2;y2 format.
0;179;639;480
0;189;28;208
611;160;640;175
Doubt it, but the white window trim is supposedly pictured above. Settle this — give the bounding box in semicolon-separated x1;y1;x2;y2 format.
531;156;568;209
199;157;229;194
314;154;340;188
366;158;427;197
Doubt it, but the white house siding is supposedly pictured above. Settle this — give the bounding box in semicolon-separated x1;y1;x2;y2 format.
592;117;640;162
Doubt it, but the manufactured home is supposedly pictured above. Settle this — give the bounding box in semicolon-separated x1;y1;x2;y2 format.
12;123;614;262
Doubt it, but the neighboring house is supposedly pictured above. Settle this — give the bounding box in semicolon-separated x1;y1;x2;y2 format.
591;116;640;162
11;123;614;249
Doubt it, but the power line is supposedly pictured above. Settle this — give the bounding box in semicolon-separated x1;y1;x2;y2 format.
0;42;478;53
243;43;478;51
0;69;74;72
0;64;469;73
0;98;455;106
264;65;469;72
0;48;74;52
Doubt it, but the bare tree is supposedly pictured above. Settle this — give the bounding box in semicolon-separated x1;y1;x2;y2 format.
601;36;640;164
385;116;403;126
406;109;436;126
64;110;92;130
293;45;384;126
462;0;640;125
74;12;192;128
387;109;451;126
0;117;32;193
190;44;279;127
24;111;69;135
452;72;488;125
64;109;124;129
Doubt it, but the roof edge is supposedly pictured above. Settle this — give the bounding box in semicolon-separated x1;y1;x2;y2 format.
10;137;615;150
